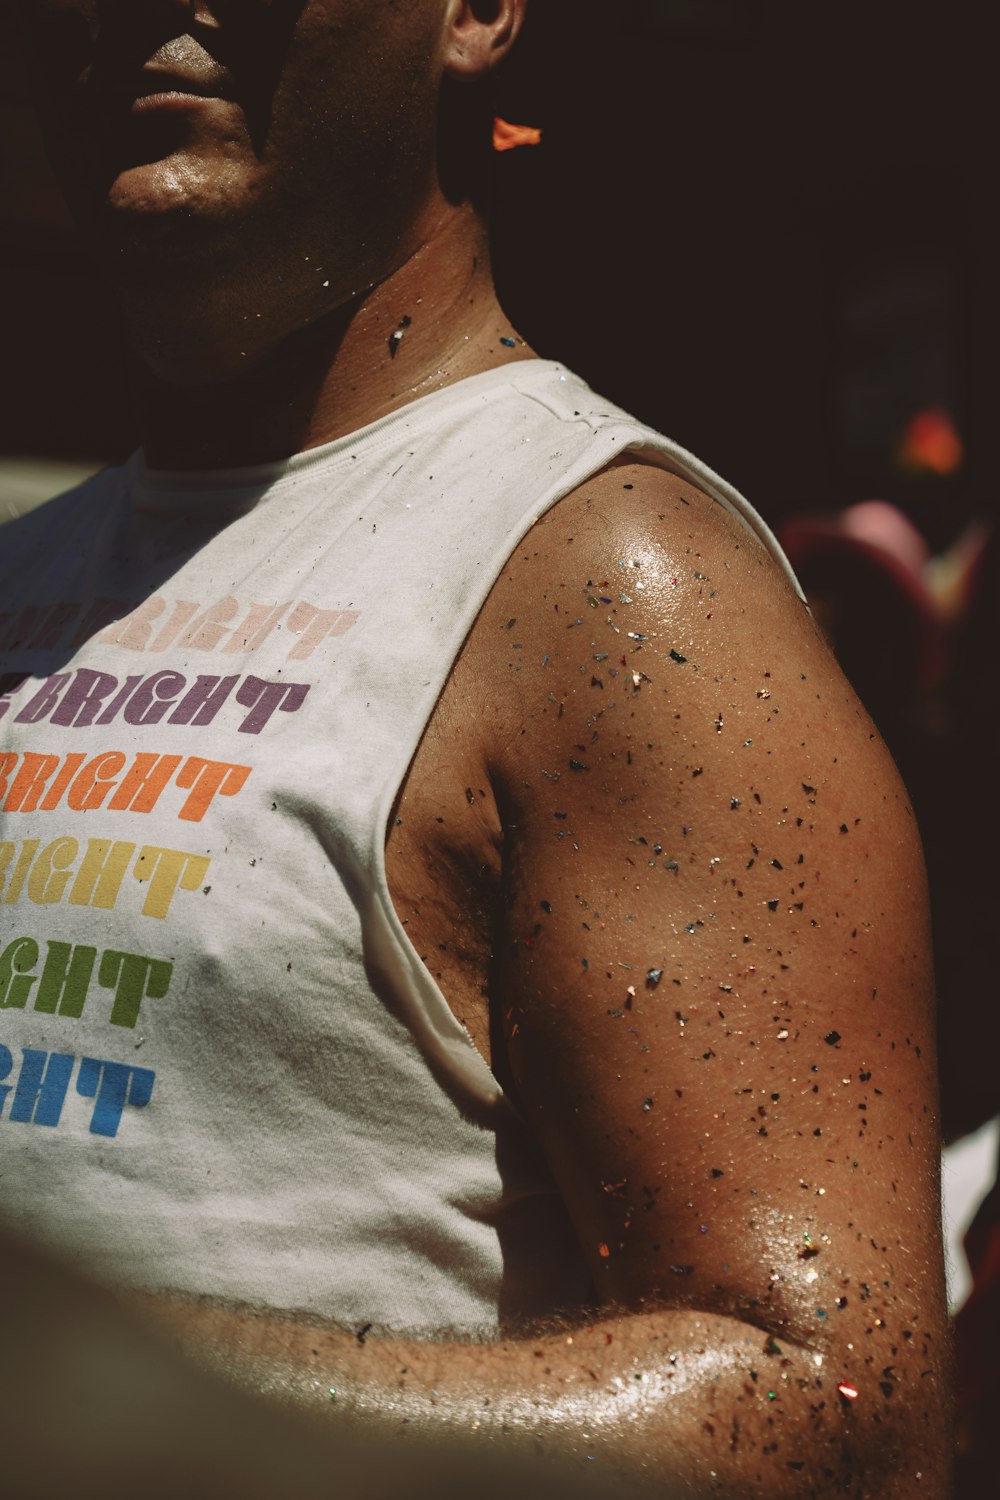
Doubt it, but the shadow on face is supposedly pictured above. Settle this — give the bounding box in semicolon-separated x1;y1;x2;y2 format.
18;3;319;217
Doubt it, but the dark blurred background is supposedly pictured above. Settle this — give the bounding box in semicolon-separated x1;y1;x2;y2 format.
494;0;986;553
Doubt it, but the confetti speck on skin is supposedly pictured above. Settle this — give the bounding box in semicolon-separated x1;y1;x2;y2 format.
500;336;517;347
669;649;688;664
598;1242;611;1258
825;1030;842;1046
646;968;663;988
386;316;410;358
837;1381;859;1401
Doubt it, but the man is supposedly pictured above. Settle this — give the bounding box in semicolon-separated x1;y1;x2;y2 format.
1;2;948;1493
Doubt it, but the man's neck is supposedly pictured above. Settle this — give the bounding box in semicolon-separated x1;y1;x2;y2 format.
132;204;533;473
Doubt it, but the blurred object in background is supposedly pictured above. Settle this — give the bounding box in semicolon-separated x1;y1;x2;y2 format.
925;515;992;624
931;521;1000;1140
943;1121;1000;1314
825;222;971;554
897;406;966;480
953;1135;1000;1500
0;456;101;522
779;498;946;751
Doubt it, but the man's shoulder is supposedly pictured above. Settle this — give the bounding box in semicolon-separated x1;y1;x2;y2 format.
450;454;821;778
468;447;925;1024
472;456;804;671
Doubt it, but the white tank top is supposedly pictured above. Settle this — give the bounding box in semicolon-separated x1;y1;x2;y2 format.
0;361;800;1333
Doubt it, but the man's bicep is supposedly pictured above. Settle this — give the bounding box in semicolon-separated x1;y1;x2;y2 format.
487;475;943;1346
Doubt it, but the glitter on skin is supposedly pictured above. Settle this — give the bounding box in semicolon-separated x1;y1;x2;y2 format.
378;454;947;1487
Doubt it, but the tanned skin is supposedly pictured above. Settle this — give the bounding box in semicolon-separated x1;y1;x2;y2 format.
15;2;949;1494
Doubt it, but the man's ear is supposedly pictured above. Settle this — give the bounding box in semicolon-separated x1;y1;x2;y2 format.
442;0;528;82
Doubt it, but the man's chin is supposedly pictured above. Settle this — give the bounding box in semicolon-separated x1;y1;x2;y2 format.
85;163;251;265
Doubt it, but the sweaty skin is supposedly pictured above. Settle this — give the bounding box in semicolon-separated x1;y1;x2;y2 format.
12;2;949;1494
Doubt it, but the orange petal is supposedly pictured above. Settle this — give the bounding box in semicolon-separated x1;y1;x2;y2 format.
493;117;543;152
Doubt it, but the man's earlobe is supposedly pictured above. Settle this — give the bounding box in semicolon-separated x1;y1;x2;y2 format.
443;0;528;82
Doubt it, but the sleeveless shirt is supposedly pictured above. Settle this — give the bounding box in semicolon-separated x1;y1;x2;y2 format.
0;361;800;1334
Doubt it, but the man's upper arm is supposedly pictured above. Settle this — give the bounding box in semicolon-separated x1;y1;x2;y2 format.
484;462;945;1366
